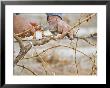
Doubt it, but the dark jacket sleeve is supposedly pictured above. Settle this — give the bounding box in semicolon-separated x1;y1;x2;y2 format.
46;13;62;20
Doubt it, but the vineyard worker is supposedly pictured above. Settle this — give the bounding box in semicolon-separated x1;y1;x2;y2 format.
14;13;37;36
47;13;74;40
14;13;43;39
14;13;74;40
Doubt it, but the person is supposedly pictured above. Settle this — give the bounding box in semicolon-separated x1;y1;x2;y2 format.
14;13;74;40
47;13;74;40
13;13;42;38
14;13;33;34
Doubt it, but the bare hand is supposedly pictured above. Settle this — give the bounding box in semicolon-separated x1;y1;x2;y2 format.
48;16;74;40
13;15;38;37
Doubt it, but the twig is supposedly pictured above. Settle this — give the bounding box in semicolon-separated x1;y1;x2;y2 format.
35;53;49;75
48;13;96;39
24;44;92;63
38;45;61;56
30;32;96;47
14;34;32;66
14;33;24;49
16;64;38;75
31;36;55;46
90;52;97;75
74;32;97;46
74;38;79;75
80;38;96;46
16;28;33;37
70;13;96;32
